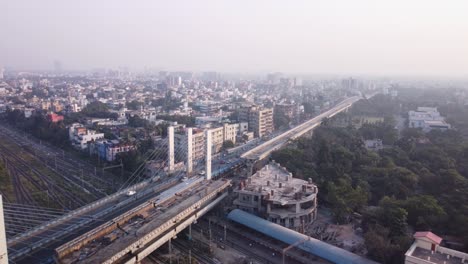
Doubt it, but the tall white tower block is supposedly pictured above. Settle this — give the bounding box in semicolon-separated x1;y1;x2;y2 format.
168;126;175;173
186;128;193;174
205;130;212;180
0;195;8;264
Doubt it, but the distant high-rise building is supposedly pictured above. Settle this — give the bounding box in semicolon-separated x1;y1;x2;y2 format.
0;67;4;79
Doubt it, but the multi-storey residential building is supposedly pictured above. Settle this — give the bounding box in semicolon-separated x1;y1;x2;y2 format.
251;107;274;138
238;105;273;138
175;123;248;165
93;140;135;162
198;101;220;115
69;123;105;150
208;122;248;153
210;126;225;153
175;128;206;164
223;122;248;144
233;161;318;231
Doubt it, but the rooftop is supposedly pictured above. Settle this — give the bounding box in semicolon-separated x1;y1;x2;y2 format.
414;231;443;244
239;161;316;205
405;231;468;264
411;247;463;264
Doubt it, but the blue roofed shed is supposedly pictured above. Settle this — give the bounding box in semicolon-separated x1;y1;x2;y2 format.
227;209;379;264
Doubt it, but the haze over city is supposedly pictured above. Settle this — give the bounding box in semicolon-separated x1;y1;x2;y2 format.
1;0;468;77
1;1;468;264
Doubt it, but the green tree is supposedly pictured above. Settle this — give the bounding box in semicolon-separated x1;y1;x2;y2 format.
273;111;290;129
127;100;142;110
82;101;117;118
378;197;408;237
402;195;446;229
326;179;368;223
222;140;234;149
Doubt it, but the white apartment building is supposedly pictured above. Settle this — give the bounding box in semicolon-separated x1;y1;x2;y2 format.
175;122;248;165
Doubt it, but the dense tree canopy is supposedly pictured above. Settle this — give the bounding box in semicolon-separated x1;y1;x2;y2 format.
81;101;117;118
272;93;468;263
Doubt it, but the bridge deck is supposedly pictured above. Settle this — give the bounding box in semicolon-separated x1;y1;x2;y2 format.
59;179;230;264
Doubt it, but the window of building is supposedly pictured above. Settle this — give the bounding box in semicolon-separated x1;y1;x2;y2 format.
280;218;285;226
300;200;314;210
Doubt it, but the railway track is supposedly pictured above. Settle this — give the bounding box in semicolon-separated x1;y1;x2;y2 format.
0;125;116;192
0;143;86;208
195;219;283;264
1;147;80;207
172;238;216;264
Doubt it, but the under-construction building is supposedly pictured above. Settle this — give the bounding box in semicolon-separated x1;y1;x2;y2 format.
233;161;318;231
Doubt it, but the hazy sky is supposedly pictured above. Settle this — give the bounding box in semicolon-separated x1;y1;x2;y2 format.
1;0;467;77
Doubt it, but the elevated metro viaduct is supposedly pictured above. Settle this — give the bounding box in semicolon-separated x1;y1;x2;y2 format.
56;178;231;263
242;96;360;175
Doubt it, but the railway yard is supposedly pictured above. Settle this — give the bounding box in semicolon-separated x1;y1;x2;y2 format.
0;124;120;206
0;124;122;239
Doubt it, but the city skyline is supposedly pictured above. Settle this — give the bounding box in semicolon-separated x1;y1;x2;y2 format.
1;0;468;77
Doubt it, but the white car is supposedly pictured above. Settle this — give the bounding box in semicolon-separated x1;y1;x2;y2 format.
126;190;136;196
198;170;206;175
181;176;188;182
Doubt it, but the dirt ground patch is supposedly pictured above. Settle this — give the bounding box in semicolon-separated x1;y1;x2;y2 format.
306;208;367;255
